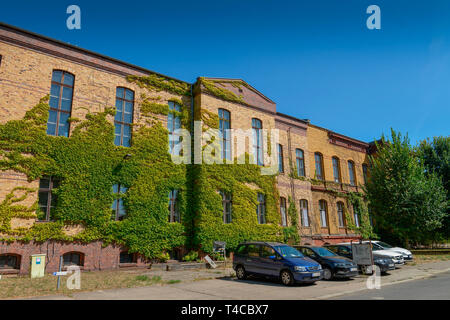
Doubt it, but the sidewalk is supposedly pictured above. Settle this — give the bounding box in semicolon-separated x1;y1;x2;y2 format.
25;260;450;300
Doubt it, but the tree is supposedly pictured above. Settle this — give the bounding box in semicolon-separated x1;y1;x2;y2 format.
417;136;450;242
365;129;447;248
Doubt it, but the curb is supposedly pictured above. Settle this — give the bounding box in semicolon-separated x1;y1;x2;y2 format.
313;267;450;300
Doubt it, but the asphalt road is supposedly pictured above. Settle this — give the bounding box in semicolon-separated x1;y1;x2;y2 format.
336;270;450;300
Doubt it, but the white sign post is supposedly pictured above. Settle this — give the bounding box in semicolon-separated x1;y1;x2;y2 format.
204;255;217;269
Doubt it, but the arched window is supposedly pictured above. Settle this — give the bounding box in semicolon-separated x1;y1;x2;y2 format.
337;201;345;227
319;200;328;227
115;87;134;147
332;157;341;183
219;109;231;161
48;70;74;137
315;153;324;180
280;197;287;227
300;199;309;227
168;100;182;155
348;160;356;186
296;149;305;177
252;118;263;166
63;252;84;267
0;254;21;270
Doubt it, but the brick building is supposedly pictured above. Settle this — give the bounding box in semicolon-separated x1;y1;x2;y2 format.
0;23;370;275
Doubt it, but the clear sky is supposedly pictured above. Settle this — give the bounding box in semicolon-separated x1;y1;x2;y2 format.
1;0;449;144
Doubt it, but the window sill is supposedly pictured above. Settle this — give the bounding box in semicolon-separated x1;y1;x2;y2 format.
119;263;137;268
0;268;20;275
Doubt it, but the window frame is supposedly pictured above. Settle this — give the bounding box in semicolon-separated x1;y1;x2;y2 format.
0;254;20;270
319;200;328;228
218;108;231;161
362;163;369;184
348;160;357;186
112;184;128;221
168;189;181;223
256;193;266;224
314;152;325;180
220;191;232;224
300;199;310;227
252;118;264;166
296;149;305;177
337;201;346;228
48;70;74;137
280;197;287;227
38;176;60;221
332;156;341;183
114;87;134;147
62;252;84;267
353;205;360;227
168;101;182;155
277;144;284;173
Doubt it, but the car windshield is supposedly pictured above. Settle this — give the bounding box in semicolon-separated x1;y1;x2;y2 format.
377;241;393;249
372;244;383;251
274;245;304;258
314;247;337;257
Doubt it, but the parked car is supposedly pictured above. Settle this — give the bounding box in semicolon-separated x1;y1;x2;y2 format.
364;240;413;261
233;241;323;286
338;242;405;268
324;244;396;274
296;245;358;280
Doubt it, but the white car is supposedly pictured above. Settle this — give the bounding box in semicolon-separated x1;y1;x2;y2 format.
368;240;413;262
340;242;405;267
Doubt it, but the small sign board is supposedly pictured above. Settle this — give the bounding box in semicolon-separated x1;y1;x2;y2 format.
351;242;373;266
53;272;68;276
204;255;217;269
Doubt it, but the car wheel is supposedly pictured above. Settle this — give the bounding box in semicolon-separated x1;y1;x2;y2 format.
323;268;333;280
280;270;294;286
236;265;247;280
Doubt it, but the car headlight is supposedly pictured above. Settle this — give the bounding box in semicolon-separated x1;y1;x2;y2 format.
294;266;307;272
374;259;384;264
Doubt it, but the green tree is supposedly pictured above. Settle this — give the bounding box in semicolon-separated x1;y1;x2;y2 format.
417;136;450;241
365;129;447;248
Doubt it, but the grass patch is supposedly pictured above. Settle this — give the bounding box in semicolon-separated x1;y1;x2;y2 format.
166;279;181;284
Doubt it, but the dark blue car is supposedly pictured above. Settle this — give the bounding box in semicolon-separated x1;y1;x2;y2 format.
233;241;323;285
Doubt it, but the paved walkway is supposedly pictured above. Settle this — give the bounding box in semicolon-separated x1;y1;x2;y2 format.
27;260;450;300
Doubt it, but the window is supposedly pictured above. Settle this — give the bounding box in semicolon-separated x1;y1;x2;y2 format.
256;193;266;224
261;245;276;259
112;184;128;220
353;205;360;227
38;176;60;221
348;160;356;186
63;252;84;267
280;197;287;227
362;164;369;184
167;101;182;155
219;109;231;161
220;191;232;224
47;70;74;137
168;189;180;223
337;201;345;227
120;251;136;264
252;118;263;165
332;157;341;183
296;149;305;177
314;153;324;180
0;254;20;269
114;87;134;147
277;144;284;173
300;199;310;227
247;244;260;257
319;200;328;228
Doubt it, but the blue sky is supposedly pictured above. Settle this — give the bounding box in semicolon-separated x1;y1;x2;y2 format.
1;0;449;144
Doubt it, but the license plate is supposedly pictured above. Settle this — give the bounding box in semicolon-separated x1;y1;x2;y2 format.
312;272;320;277
350;267;358;271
